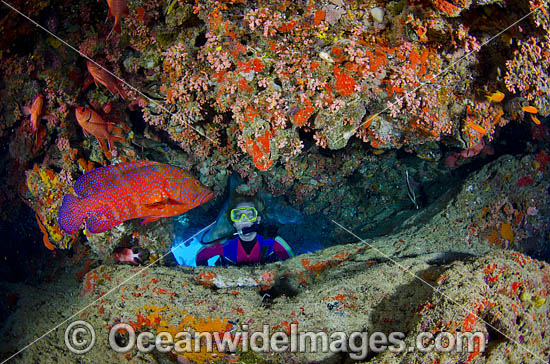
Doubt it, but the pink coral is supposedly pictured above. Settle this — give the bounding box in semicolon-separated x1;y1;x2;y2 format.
505;37;549;106
56;136;70;152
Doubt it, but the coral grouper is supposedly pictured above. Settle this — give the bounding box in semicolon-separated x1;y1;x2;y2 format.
58;160;214;234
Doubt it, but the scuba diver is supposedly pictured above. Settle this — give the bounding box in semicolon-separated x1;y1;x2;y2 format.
196;201;294;266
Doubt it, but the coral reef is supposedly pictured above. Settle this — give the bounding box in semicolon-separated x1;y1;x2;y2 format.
0;0;548;257
0;0;549;361
2;241;549;363
24;164;76;250
1;153;549;364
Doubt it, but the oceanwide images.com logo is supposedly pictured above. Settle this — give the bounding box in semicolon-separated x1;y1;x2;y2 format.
66;320;486;360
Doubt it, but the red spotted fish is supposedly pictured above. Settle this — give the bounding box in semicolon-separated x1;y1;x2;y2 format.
58;160;214;234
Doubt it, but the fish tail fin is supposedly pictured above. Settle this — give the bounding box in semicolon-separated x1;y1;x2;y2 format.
58;194;84;234
106;134;124;151
106;28;114;40
114;18;122;34
106;21;118;40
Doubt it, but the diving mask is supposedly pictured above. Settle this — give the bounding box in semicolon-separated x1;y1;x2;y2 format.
230;207;258;222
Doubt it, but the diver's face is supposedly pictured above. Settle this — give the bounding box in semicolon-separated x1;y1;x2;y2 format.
232;202;260;241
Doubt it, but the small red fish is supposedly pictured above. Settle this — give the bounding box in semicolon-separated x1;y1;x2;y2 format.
113;247;149;265
21;94;54;144
75;106;124;152
445;140;494;168
25;94;44;134
58;160;214;234
106;0;129;39
86;61;127;99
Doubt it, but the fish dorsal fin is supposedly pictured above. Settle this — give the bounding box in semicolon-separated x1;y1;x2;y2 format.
74;160;159;198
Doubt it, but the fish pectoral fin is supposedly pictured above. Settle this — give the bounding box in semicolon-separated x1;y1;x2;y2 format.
143;194;168;209
165;198;186;207
141;198;187;217
143;202;162;209
143;198;182;209
141;216;160;224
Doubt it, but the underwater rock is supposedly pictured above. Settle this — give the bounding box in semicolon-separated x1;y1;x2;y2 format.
1;0;549;360
364;153;550;258
370;7;385;23
314;95;367;150
261;191;304;225
3;246;549;363
84;217;174;263
369;250;550;364
1;152;547;363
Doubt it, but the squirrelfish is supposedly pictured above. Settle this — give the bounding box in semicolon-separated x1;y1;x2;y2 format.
106;0;129;39
58;160;214;234
113;246;149;265
86;61;127;99
25;94;44;134
75;106;124;152
22;94;54;144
